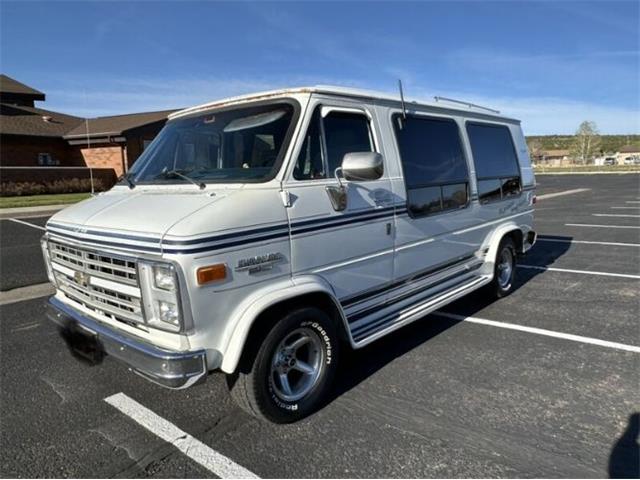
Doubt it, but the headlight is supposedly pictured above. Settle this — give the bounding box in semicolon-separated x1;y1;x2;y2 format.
40;237;57;286
138;261;182;332
153;265;176;291
158;301;180;326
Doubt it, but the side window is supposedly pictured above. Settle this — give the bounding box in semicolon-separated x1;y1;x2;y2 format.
393;114;469;217
323;111;373;173
293;107;373;180
466;123;521;203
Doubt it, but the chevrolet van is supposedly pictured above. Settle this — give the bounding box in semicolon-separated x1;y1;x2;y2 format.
42;86;536;422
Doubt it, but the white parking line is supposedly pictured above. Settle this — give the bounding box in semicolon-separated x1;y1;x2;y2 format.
0;283;55;306
5;218;46;231
611;206;640;209
536;188;590;200
593;213;640;218
435;312;640;353
518;264;640;279
105;393;259;479
536;237;640;247
626;201;640;204
566;223;640;229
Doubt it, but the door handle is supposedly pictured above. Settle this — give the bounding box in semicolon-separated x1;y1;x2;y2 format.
386;223;392;235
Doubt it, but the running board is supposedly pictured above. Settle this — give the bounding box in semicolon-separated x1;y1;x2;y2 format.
351;274;491;346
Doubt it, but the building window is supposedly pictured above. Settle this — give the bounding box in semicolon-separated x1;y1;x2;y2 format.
294;107;374;180
393;114;469;218
37;153;53;166
466;122;521;204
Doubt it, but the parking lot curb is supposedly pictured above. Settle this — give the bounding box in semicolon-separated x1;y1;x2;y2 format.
0;204;68;219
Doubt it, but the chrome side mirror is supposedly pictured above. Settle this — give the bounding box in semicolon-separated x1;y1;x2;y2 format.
325;152;384;212
341;152;384;181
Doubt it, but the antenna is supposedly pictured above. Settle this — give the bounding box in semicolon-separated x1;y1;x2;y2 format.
433;96;500;114
84;89;94;195
398;79;407;121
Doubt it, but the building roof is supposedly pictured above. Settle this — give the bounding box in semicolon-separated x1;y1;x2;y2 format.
618;145;640;153
170;85;519;123
0;103;83;137
541;149;571;157
0;74;45;100
64;109;177;139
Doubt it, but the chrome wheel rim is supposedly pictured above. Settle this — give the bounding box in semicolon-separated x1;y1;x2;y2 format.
497;248;514;289
270;327;325;402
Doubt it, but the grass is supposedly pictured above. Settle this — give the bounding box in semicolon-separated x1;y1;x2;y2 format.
0;192;92;209
533;164;640;173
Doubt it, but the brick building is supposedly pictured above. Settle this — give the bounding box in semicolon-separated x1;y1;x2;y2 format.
0;74;177;184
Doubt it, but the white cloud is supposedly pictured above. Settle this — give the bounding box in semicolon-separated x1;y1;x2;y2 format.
43;75;639;135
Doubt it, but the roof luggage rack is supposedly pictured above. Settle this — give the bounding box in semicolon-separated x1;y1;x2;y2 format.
433;96;500;114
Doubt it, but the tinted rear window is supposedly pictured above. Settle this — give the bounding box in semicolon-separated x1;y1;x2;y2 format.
466;123;520;179
395;116;468;188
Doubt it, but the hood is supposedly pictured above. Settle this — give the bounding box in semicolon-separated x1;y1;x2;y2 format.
49;189;228;236
46;186;288;255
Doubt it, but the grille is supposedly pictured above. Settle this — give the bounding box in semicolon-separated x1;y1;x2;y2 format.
49;242;137;285
48;240;144;326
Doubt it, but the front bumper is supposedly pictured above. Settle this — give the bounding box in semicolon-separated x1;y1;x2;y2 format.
46;296;207;389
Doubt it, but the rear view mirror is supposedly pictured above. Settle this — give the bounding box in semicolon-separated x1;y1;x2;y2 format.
341;152;384;181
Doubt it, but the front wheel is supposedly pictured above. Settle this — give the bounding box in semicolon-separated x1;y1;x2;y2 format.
226;307;339;423
487;236;517;298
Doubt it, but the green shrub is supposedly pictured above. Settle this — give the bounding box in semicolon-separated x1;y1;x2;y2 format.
0;178;105;197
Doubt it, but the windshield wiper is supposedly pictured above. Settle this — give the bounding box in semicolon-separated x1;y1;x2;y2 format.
156;168;206;190
121;171;136;189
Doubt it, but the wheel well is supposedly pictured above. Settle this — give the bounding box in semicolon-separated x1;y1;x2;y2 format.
505;229;524;255
237;292;348;371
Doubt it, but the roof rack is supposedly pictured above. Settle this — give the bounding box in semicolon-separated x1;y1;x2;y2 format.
433;96;500;114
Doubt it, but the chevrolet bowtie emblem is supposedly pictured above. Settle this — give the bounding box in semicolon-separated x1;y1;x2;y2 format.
74;271;91;287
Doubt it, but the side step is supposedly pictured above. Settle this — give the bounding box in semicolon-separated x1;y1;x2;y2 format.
351;274;490;345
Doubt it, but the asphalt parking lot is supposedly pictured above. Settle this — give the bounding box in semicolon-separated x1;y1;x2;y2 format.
1;174;638;478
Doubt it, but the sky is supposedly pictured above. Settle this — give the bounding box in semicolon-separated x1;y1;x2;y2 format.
1;0;638;135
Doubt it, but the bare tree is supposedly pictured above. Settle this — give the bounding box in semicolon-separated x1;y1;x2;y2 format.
526;138;544;165
572;121;601;164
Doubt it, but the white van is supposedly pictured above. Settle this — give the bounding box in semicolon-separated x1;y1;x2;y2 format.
42;86;536;422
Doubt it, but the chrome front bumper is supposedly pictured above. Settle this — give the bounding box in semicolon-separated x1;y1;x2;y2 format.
45;296;207;389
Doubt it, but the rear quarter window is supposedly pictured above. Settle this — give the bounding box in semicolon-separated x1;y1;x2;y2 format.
466;122;521;203
393;114;469;218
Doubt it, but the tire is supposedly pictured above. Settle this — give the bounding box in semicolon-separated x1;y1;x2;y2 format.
226;307;339;423
487;236;517;298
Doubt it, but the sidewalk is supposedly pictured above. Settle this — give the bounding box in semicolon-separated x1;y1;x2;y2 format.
0;204;69;219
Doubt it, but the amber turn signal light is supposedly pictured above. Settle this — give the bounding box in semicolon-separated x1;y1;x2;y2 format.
196;264;226;285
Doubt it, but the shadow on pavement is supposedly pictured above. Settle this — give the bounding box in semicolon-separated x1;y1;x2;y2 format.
327;235;573;407
609;413;639;479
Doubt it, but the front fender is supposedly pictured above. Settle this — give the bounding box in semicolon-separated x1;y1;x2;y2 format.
219;275;346;373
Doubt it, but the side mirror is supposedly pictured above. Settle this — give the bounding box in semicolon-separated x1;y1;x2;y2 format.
341;152;384;182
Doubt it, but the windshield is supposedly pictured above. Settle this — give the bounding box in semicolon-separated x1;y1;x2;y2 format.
127;102;296;184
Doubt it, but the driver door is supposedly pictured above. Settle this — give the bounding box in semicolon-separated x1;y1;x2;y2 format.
284;98;395;320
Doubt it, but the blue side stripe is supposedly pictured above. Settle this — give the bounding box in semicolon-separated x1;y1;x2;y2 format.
48;222;161;243
48;231;162;253
163;223;289;246
48;205;409;255
163;231;291;255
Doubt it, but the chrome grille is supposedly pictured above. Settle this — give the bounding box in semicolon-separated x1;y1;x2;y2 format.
48;240;144;326
49;242;137;285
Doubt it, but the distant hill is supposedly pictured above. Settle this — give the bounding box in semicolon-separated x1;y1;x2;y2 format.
526;134;640;154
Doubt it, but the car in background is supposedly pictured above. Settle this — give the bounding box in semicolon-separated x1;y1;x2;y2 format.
623;156;640;165
604;157;616;166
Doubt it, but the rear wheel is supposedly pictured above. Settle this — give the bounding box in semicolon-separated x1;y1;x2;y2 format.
487;236;517;298
226;307;339;423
